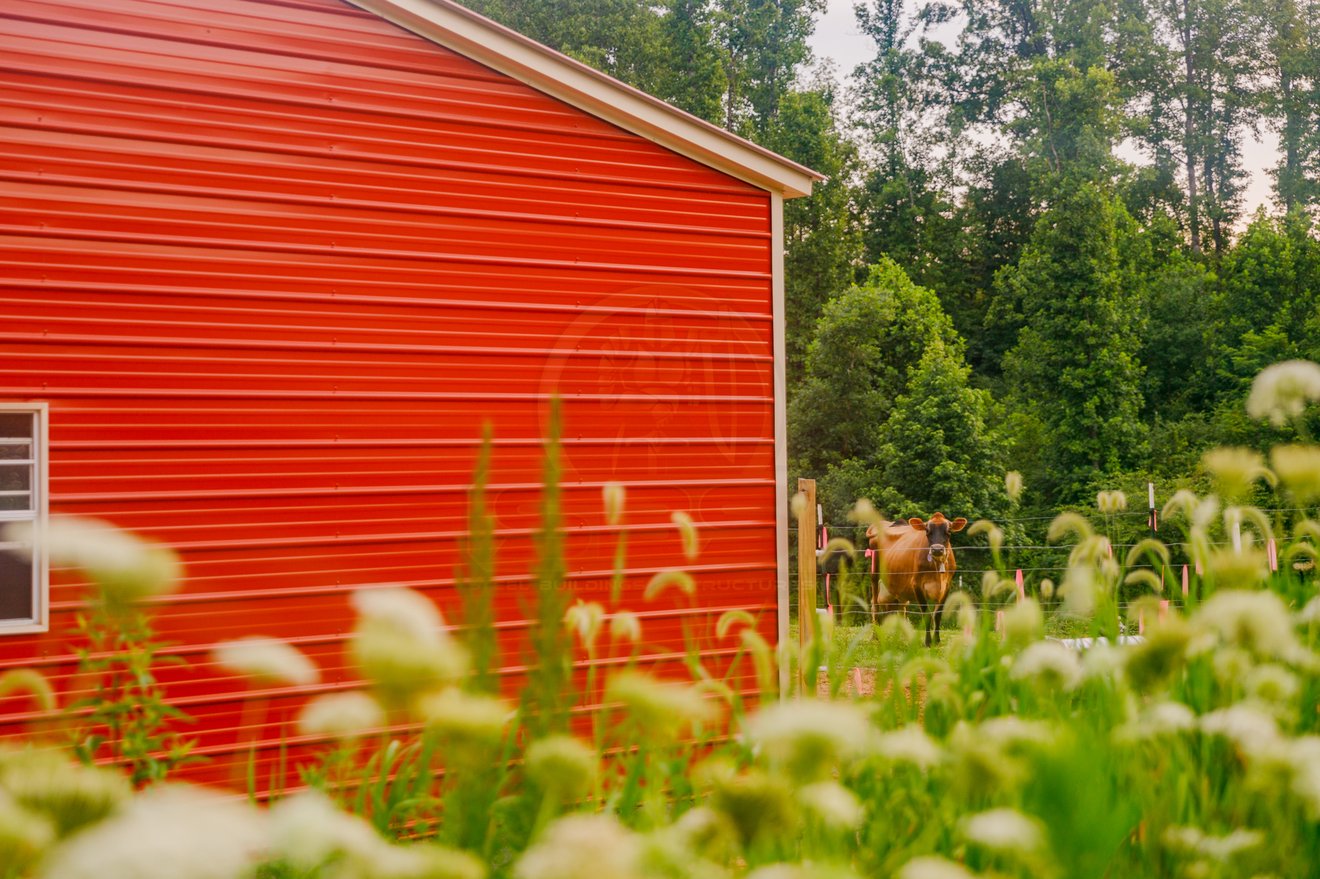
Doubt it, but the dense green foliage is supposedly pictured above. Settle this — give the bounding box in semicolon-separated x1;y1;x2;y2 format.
465;0;1320;530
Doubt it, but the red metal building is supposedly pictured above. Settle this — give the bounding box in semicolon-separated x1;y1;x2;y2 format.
0;0;817;788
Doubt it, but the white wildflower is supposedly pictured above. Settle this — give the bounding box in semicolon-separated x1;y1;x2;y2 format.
1245;664;1299;705
3;517;180;604
0;788;54;874
1285;736;1320;819
1011;641;1082;691
960;808;1045;855
523;735;598;800
40;785;266;879
1116;701;1197;742
896;855;979;879
874;725;944;770
349;587;468;704
515;814;642;879
1163;825;1263;862
978;716;1057;748
269;789;383;870
212;636;319;687
1203;447;1275;499
798;781;863;830
297;691;384;740
742;700;873;782
1194;590;1300;660
350;586;444;644
606;671;717;741
416;688;511;749
1271;444;1320;503
1200;704;1280;755
1246;360;1320;426
1081;642;1126;681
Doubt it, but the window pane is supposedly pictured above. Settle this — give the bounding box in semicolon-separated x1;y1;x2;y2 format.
0;547;34;621
0;464;31;512
0;412;33;440
0;442;30;461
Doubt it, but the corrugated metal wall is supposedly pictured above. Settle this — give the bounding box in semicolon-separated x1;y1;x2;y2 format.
0;0;779;789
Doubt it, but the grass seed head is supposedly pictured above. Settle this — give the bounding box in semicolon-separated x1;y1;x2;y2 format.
563;600;605;652
671;511;699;561
602;482;626;526
1005;471;1024;502
1002;598;1044;645
609;611;643;644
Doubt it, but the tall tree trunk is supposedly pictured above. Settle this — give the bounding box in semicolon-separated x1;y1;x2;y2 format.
1180;0;1202;254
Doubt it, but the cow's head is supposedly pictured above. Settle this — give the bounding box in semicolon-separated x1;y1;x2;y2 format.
908;512;967;560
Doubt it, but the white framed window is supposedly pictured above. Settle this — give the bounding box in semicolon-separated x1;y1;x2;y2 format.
0;403;48;634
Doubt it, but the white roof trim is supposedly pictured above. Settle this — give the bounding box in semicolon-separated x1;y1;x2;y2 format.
345;0;821;198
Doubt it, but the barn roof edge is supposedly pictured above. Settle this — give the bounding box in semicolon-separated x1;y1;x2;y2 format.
344;0;823;198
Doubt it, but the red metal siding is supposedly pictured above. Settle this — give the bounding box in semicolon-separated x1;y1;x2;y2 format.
0;0;778;789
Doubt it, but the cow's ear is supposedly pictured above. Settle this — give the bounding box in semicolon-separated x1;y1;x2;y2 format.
908;517;925;530
950;517;968;532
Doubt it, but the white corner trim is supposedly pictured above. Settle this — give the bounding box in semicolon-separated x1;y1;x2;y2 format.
346;0;819;198
771;194;789;682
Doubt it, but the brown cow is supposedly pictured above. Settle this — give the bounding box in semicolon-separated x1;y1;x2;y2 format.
866;512;967;647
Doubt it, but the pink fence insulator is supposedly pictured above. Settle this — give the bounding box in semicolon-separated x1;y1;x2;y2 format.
1015;568;1025;601
1182;564;1189;598
1268;538;1278;572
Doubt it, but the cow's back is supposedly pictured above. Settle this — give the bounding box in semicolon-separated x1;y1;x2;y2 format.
878;527;955;604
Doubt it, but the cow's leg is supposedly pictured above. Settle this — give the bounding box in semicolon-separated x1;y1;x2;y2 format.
931;593;946;646
913;591;931;647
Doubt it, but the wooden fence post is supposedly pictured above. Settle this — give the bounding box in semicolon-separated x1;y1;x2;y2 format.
796;478;817;692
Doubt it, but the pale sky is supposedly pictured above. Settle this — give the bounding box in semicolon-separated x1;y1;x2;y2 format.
806;0;1278;216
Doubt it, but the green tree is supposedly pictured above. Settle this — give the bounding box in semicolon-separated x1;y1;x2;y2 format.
714;0;824;130
789;258;961;481
655;0;726;122
868;341;1010;519
763;85;863;391
998;183;1148;503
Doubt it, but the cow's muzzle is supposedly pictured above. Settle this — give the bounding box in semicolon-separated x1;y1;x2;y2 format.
929;543;947;558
